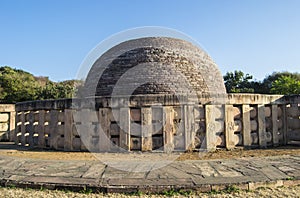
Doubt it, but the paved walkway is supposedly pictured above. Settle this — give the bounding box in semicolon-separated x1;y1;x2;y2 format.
0;150;299;193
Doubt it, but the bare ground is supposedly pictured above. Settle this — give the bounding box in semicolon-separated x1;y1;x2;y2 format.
0;144;298;161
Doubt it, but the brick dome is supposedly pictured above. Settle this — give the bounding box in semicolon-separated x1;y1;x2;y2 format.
84;37;226;104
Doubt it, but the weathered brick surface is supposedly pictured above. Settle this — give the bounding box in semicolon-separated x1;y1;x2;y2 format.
84;37;226;104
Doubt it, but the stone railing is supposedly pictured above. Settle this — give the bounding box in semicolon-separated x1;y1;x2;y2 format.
285;95;300;144
0;104;15;141
13;94;300;152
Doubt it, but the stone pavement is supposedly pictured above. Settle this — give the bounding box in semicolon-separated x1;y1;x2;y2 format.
0;151;299;193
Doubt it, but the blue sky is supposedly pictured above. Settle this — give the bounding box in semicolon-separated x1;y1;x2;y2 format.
0;0;299;81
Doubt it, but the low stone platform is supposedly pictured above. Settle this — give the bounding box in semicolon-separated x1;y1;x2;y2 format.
0;150;299;193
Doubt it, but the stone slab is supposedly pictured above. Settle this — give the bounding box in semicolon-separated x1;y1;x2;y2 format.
0;154;299;193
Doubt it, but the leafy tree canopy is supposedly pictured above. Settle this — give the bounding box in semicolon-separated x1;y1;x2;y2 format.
257;71;300;94
0;66;82;103
271;75;300;95
224;70;300;95
223;70;254;93
0;66;40;103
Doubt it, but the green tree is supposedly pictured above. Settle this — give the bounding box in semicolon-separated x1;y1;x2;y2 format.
223;70;300;94
0;66;41;103
223;70;255;93
0;66;82;103
271;75;300;95
256;72;300;94
38;80;82;100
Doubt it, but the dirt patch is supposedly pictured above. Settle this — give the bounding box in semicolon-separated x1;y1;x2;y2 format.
177;146;300;161
0;143;298;161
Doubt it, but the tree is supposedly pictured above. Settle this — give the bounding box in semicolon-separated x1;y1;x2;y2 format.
223;70;300;95
38;80;80;100
258;71;300;94
0;66;41;103
271;75;300;95
223;70;255;93
0;66;82;103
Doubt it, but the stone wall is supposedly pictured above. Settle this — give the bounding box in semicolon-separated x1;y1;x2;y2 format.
0;104;15;141
13;94;300;152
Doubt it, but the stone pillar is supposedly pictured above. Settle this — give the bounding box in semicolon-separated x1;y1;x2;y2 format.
79;110;88;151
163;106;174;153
225;105;235;150
14;112;20;145
49;110;59;149
271;105;279;146
184;105;195;150
205;105;217;151
64;109;73;151
20;112;26;146
120;108;130;151
242;105;252;147
141;107;152;151
282;105;288;145
9;111;16;142
258;105;267;148
37;110;45;148
99;108;111;151
27;112;34;147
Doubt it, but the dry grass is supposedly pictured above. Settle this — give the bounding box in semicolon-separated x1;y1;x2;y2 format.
0;185;299;198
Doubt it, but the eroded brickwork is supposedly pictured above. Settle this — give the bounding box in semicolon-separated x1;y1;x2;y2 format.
84;37;226;104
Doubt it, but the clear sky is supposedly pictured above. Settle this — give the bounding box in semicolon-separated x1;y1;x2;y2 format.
1;0;299;82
